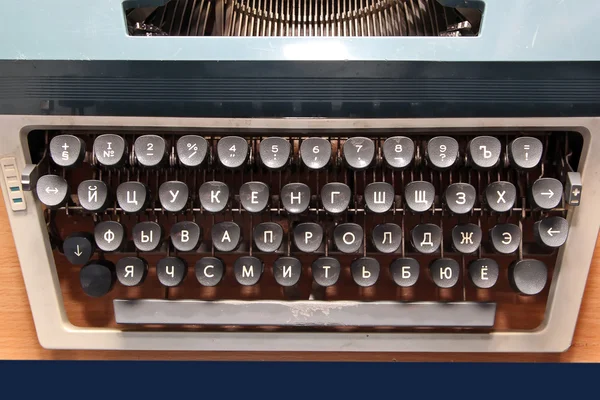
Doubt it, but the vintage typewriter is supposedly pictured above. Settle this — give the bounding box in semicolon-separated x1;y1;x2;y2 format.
0;0;599;353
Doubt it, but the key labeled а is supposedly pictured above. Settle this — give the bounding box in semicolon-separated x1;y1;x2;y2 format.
212;221;242;252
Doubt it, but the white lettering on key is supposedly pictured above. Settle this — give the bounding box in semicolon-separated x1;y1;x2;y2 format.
304;231;313;244
251;191;259;204
460;232;473;245
221;230;231;243
204;265;214;278
290;191;302;204
166;265;175;278
181;230;189;243
496;190;506;204
383;231;392;244
421;232;433;247
264;230;273;243
169;190;180;203
242;265;254;278
323;265;331;278
456;191;466;205
126;190;138;205
88;185;98;203
210;190;221;203
331;191;340;203
373;191;386;204
481;266;488;280
480;145;492;159
283;266;292;279
502;232;512;245
343;232;355;245
141;230;152;243
402;266;411;279
415;190;428;204
125;265;134;278
440;267;453;280
362;266;371;279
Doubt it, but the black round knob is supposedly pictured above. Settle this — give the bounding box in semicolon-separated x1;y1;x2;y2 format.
79;260;116;298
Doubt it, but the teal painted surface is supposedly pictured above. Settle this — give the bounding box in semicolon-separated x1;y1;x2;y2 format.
0;0;599;61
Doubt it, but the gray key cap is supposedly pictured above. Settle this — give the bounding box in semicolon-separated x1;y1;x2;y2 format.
116;181;148;213
300;138;331;170
273;257;302;287
426;136;459;170
171;221;201;252
49;134;86;168
333;223;363;253
469;259;500;289
382;136;414;170
36;174;69;209
195;257;224;287
534;216;569;248
444;183;476;215
293;222;323;253
364;182;394;213
212;221;241;252
312;257;341;287
484;181;516;212
77;180;110;212
116;257;148;287
509;136;543;170
343;137;375;170
134;135;167;167
157;257;187;287
176;135;208;167
411;223;442;254
63;232;95;265
132;221;162;252
321;182;351;214
372;223;402;253
234;256;263;286
158;181;189;212
451;223;482;254
430;258;460;288
351;257;380;287
94;221;125;252
490;223;520;254
93;134;127;167
404;181;435;212
530;178;563;210
565;171;582;206
509;259;547;295
239;181;269;213
259;137;290;170
390;258;420;287
217;136;248;169
199;181;229;213
253;222;283;253
80;261;115;298
468;136;501;170
281;183;311;214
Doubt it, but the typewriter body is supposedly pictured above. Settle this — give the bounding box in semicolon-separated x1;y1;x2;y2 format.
0;0;599;353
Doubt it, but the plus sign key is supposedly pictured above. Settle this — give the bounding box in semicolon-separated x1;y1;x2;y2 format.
49;135;86;168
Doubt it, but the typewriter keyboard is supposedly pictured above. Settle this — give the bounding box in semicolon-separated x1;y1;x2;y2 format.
27;128;583;332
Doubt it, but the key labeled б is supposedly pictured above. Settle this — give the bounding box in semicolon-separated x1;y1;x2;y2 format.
273;257;302;287
390;258;420;287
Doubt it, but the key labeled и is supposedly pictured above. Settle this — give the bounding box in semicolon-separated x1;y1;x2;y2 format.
534;216;569;248
530;178;563;210
273;257;302;287
49;134;86;168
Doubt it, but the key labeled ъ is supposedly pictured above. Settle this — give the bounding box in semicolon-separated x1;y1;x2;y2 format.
467;136;501;170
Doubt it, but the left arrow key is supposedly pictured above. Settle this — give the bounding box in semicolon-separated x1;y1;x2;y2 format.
63;232;95;265
35;174;70;209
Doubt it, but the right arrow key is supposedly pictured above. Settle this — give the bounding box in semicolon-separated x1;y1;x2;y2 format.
530;178;563;210
534;216;569;248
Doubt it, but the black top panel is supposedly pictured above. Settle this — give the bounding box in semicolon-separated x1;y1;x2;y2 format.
1;61;599;118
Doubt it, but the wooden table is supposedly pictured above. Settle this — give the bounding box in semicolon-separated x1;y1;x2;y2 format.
1;199;598;362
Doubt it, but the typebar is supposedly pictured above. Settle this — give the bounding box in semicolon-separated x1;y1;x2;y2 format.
113;300;497;327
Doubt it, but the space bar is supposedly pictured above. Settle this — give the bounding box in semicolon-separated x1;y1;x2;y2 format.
113;300;497;327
